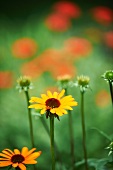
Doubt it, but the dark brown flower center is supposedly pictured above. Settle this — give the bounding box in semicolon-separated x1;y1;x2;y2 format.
46;98;60;108
11;154;25;163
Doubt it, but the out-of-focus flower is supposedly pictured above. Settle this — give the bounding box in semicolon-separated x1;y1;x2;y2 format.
29;89;77;118
95;90;110;108
102;70;113;83
63;37;92;58
104;31;113;49
45;13;71;32
51;63;76;78
75;75;90;92
0;71;13;89
57;74;72;89
91;6;113;25
53;1;81;18
84;28;103;43
12;38;37;59
0;147;41;170
16;76;33;92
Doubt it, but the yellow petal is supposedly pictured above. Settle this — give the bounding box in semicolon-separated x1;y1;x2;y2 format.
18;163;26;170
40;109;46;114
25;151;41;161
12;163;18;167
29;97;44;104
28;104;43;109
0;161;12;167
50;108;55;113
0;158;9;160
41;94;48;100
47;91;53;98
53;92;58;98
14;149;20;154
0;153;11;159
58;89;65;99
2;150;13;157
21;147;28;157
23;160;37;164
24;148;36;158
4;149;14;155
63;106;73;110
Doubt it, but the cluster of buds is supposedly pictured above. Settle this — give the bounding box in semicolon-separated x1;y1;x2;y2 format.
16;76;33;92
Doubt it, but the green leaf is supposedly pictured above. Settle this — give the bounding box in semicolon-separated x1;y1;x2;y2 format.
75;158;99;168
96;158;113;170
90;127;112;141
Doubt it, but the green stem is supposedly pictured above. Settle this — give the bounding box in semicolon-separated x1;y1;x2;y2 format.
50;114;55;170
108;81;113;106
65;88;76;170
68;111;76;170
24;91;35;148
81;92;88;170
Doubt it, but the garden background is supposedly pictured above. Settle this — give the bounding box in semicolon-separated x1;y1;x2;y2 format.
0;0;113;169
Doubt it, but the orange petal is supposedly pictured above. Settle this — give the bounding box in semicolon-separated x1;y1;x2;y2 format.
24;148;36;158
12;162;18;167
14;149;20;154
21;147;28;157
23;159;37;164
0;161;12;167
0;153;11;159
18;163;26;170
25;151;42;160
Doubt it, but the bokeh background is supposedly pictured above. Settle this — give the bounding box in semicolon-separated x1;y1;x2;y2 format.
0;0;113;169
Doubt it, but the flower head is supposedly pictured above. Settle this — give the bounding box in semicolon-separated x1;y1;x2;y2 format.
57;74;72;89
76;75;90;92
29;89;77;119
0;147;41;170
102;70;113;83
16;76;33;92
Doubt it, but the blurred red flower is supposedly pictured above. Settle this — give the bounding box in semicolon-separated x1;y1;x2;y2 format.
91;6;113;25
95;90;110;107
21;48;76;79
53;1;81;18
51;63;76;78
0;71;13;88
63;37;92;58
12;38;37;59
45;13;71;32
104;31;113;49
21;59;43;78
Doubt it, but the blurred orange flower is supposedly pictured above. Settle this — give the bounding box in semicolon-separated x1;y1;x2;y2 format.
45;13;71;32
12;38;37;58
0;71;13;89
95;90;110;108
53;1;81;18
104;31;113;49
91;6;113;25
63;37;92;58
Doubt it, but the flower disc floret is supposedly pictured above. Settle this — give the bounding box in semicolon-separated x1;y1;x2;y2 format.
29;89;78;116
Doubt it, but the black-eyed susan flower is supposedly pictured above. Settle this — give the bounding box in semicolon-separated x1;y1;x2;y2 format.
29;89;77;118
0;147;41;170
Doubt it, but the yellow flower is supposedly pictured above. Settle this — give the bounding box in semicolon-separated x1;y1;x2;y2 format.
29;89;78;116
0;147;41;170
